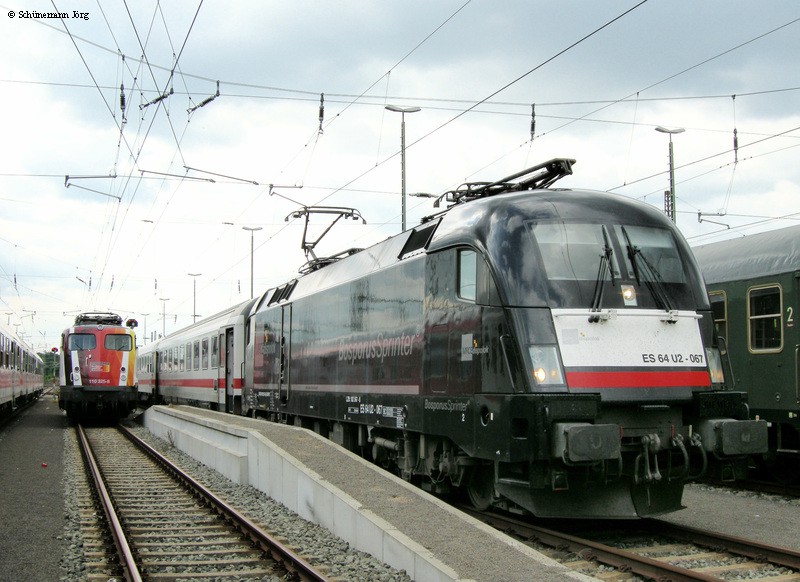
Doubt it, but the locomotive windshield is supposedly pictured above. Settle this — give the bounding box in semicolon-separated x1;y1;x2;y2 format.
530;222;622;281
527;220;693;309
105;334;133;351
67;333;96;350
615;225;685;284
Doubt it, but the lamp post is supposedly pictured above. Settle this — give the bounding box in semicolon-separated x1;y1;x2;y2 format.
655;126;685;224
385;104;421;232
242;226;262;299
188;273;201;323
159;298;169;338
140;313;149;345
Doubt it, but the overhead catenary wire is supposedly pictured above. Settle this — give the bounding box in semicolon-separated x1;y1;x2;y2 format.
322;1;651;242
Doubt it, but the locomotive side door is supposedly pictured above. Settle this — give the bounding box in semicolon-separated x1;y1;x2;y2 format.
253;303;289;410
279;304;291;405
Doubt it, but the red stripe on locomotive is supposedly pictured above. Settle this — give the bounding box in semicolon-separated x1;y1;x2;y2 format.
565;369;711;389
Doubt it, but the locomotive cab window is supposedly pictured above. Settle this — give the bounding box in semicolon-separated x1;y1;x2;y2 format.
531;222;621;281
104;334;132;351
615;225;685;284
458;249;477;302
68;334;96;351
748;284;783;352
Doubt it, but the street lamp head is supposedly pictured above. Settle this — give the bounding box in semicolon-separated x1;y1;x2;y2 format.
242;226;263;233
655;126;685;135
385;104;421;114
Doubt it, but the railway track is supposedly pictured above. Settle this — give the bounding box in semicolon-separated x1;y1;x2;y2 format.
76;423;330;581
461;506;800;581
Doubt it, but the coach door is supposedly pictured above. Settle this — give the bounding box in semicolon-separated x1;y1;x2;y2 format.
795;272;799;405
223;328;234;412
152;350;160;403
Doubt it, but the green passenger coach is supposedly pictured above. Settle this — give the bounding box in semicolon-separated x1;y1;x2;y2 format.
692;225;800;482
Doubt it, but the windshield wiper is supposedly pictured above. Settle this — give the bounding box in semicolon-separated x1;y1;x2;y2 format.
590;226;616;318
620;226;673;312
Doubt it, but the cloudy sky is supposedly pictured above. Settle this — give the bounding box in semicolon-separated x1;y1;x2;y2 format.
1;1;798;352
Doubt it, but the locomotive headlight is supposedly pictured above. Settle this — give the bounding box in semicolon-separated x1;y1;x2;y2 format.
705;347;725;384
528;345;565;386
621;284;637;306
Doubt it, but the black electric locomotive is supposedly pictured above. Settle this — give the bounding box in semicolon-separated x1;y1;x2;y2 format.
238;159;766;518
692;225;800;483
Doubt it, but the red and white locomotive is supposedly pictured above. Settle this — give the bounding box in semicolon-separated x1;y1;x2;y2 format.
58;312;138;420
0;319;43;416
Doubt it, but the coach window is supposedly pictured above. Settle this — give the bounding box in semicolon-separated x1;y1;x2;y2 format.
202;338;209;369
709;291;727;345
748;284;782;352
458;249;477;302
105;334;132;351
211;336;219;369
193;340;200;371
179;344;185;371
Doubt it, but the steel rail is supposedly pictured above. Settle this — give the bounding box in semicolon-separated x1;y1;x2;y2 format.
461;506;729;582
650;519;800;570
117;424;329;582
76;424;143;582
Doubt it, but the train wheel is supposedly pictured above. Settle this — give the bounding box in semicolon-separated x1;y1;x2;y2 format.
466;465;495;511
